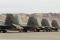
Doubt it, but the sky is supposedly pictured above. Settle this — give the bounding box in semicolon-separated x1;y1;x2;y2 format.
0;0;60;14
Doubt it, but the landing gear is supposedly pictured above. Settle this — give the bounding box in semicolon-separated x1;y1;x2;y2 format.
0;29;7;33
23;29;27;32
54;28;58;32
51;27;58;32
35;29;40;32
23;27;27;32
2;30;7;33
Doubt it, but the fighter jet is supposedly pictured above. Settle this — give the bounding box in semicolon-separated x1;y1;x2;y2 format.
0;14;24;33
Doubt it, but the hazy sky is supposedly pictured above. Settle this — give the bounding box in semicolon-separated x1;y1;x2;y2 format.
0;0;60;14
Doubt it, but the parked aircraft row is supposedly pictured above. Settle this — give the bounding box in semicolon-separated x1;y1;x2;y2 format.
0;14;59;33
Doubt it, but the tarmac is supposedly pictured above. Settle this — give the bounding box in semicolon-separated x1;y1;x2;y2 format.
0;31;60;40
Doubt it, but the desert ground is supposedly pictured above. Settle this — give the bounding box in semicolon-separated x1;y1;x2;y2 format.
0;31;60;40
